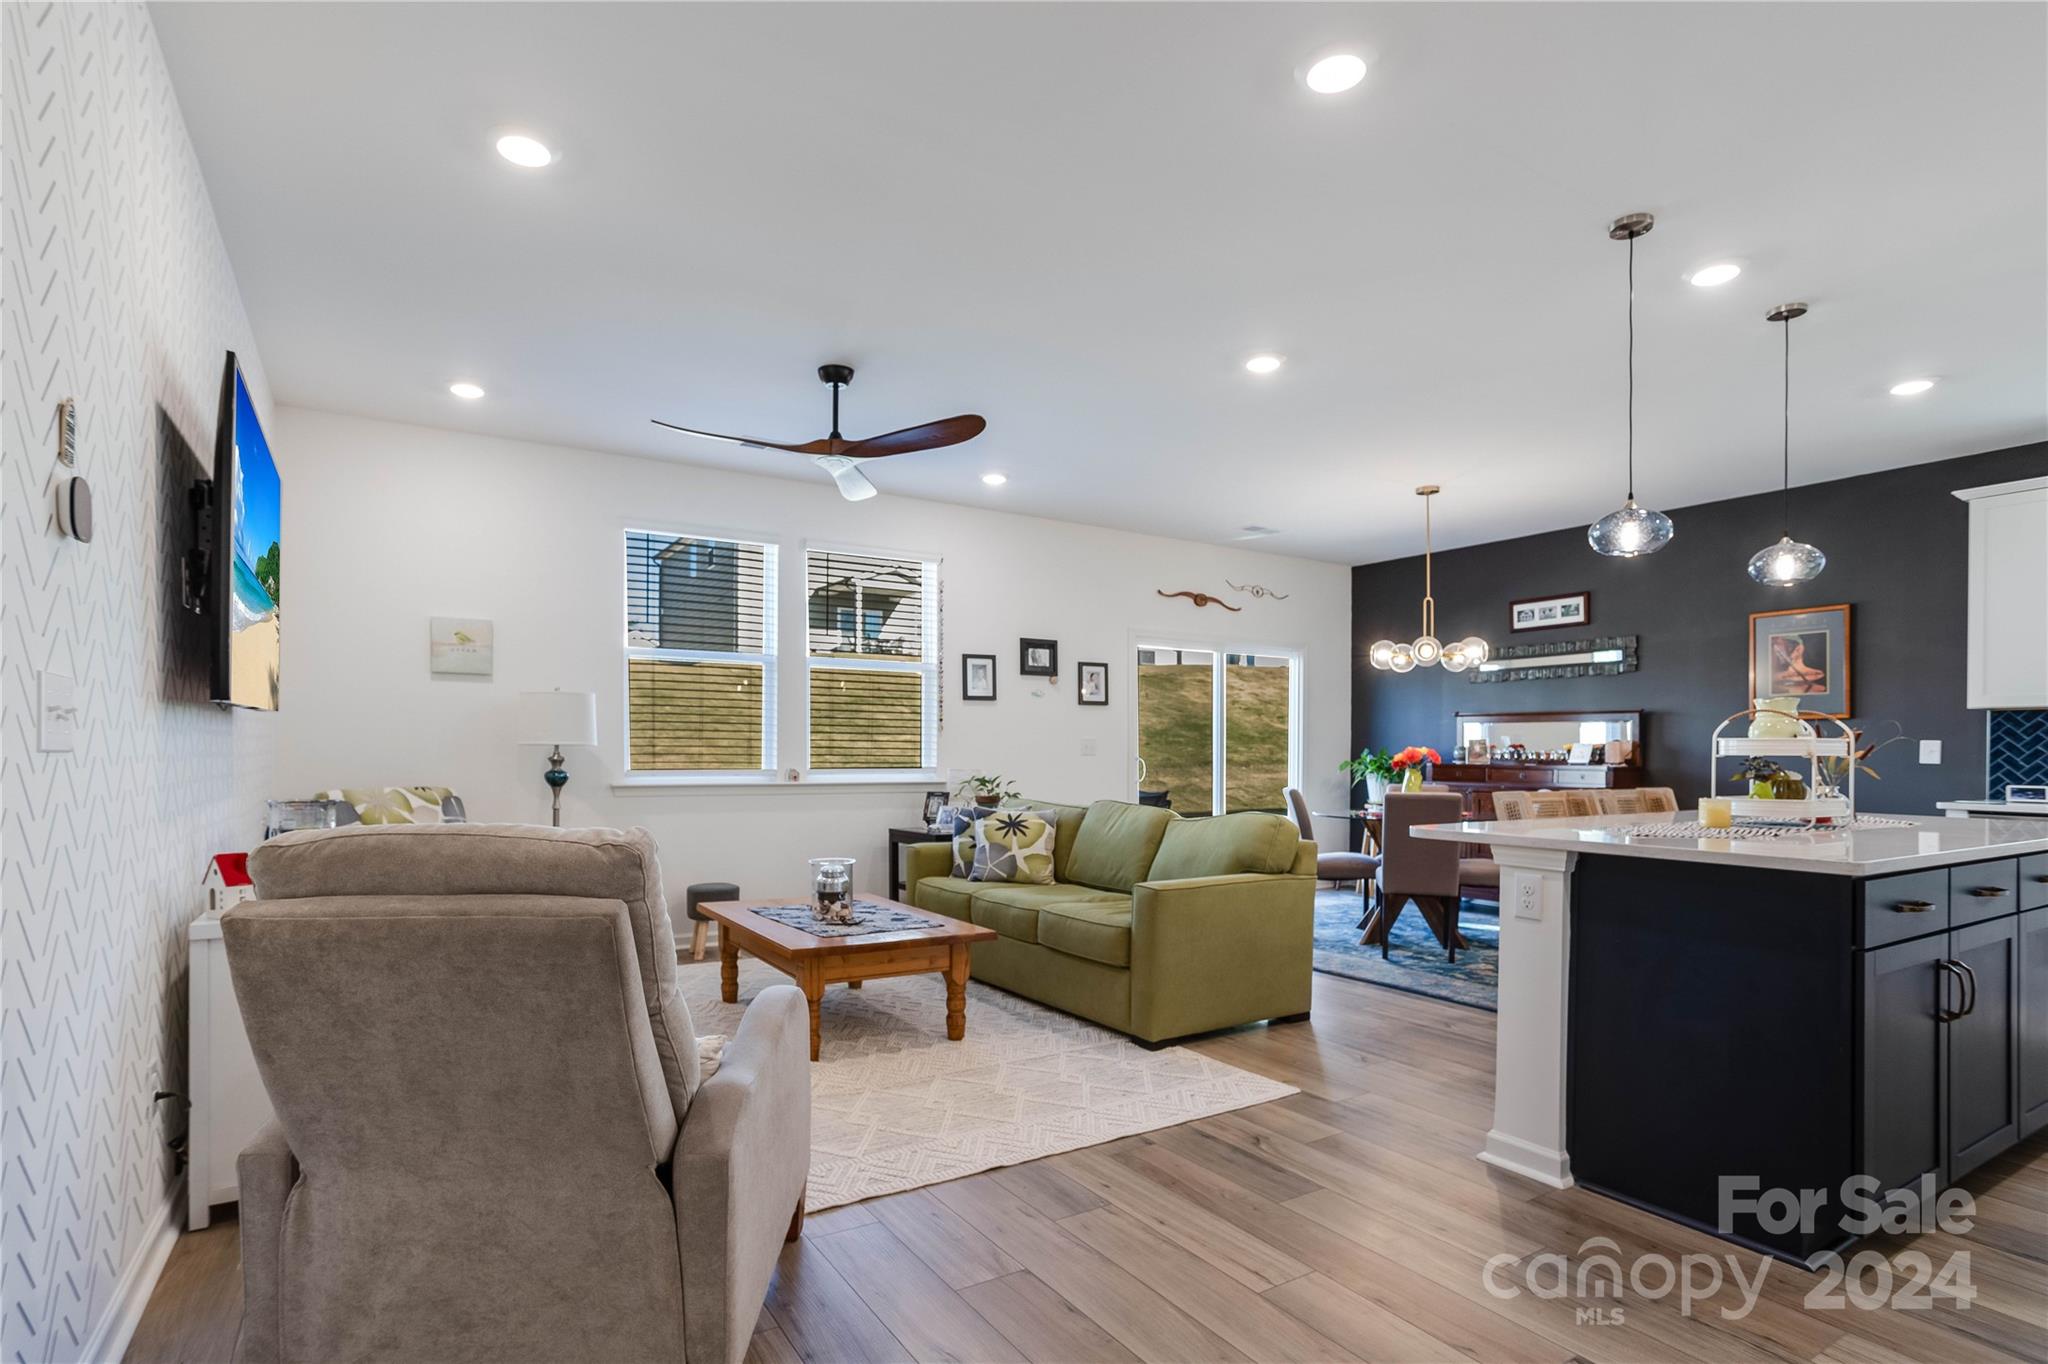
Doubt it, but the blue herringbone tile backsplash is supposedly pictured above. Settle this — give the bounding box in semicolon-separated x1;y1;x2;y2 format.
1988;710;2048;792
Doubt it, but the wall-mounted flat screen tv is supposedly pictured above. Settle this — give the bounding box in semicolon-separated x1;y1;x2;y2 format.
211;352;280;709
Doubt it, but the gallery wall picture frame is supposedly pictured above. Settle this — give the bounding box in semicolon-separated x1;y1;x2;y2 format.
1509;591;1591;633
1019;638;1059;677
429;617;494;676
1077;661;1109;706
1748;603;1851;718
962;653;997;700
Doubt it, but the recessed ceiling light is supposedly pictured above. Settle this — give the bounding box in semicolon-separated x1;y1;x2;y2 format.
494;134;554;169
1889;378;1936;397
1244;354;1285;375
449;381;485;400
1304;54;1367;94
981;472;1007;487
1687;262;1742;288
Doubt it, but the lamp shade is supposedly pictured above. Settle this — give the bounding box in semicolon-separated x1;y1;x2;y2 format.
517;690;597;747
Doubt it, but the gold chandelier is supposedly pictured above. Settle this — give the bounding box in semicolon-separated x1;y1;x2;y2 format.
1369;486;1490;673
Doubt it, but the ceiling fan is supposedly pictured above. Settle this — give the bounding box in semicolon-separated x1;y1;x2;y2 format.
652;364;985;502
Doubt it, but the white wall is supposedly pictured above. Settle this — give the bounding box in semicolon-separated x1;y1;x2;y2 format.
272;408;1350;913
1;6;276;1360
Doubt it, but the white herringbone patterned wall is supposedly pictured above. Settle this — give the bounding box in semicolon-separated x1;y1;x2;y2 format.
3;5;275;1359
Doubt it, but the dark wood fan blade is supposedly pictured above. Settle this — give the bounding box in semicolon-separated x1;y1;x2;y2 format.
650;419;837;455
841;415;986;460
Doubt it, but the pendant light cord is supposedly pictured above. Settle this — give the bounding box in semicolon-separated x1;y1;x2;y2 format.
1626;232;1636;501
1421;492;1435;638
1781;313;1792;537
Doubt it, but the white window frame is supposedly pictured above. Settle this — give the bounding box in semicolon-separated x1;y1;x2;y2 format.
620;525;780;782
802;542;941;780
1132;635;1304;815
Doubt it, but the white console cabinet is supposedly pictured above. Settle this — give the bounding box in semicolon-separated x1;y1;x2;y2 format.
1955;477;2048;710
188;908;274;1229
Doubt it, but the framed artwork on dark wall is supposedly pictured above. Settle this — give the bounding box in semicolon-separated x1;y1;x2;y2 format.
1510;591;1591;632
1019;638;1058;677
962;654;997;700
1077;661;1109;705
1749;603;1851;717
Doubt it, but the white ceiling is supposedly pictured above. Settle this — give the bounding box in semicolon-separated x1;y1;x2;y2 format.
153;1;2047;564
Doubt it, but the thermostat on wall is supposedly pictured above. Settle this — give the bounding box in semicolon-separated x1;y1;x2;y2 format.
55;476;92;542
2006;785;2047;805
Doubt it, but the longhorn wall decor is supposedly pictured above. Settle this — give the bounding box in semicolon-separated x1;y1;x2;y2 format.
1157;590;1242;612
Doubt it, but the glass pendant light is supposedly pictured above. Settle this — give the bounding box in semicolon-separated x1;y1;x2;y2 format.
1748;303;1826;586
1372;487;1490;673
1588;213;1675;557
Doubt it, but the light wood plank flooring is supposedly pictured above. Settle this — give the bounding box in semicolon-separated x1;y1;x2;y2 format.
126;970;2046;1364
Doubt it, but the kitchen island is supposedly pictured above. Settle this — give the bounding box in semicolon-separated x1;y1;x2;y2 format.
1413;812;2048;1263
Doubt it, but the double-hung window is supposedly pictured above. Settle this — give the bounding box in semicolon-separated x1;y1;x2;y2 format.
805;547;938;772
625;530;777;775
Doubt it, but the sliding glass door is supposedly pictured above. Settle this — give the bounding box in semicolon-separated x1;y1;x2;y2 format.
1135;643;1299;815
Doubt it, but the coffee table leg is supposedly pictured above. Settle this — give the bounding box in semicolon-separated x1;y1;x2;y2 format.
945;943;969;1041
719;931;739;1004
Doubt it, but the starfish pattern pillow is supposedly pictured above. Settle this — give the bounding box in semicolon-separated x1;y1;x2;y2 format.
971;807;1059;884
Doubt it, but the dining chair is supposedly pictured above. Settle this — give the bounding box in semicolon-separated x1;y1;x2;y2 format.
1284;788;1380;919
1362;791;1468;961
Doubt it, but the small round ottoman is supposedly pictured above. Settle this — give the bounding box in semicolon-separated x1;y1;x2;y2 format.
683;881;739;961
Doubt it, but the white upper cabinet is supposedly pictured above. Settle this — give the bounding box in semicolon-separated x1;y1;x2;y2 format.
1955;477;2048;709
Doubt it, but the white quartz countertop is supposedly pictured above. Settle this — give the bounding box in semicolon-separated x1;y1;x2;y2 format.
1412;812;2048;876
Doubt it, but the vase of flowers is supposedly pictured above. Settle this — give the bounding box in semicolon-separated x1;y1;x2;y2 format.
1391;746;1441;792
1338;748;1397;804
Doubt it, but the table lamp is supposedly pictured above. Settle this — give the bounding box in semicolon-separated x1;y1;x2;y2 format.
517;689;598;827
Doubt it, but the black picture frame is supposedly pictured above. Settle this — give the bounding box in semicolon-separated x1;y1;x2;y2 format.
1019;638;1059;677
961;653;997;700
1077;661;1109;705
1509;591;1592;633
921;789;949;826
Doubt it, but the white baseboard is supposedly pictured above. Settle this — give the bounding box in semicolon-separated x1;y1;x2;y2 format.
80;1177;184;1364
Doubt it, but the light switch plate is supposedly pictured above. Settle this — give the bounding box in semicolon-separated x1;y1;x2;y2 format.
1918;739;1941;765
38;671;76;752
1079;738;1097;757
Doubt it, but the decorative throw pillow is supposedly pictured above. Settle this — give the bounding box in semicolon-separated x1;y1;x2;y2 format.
317;786;456;825
971;807;1059;884
946;805;987;877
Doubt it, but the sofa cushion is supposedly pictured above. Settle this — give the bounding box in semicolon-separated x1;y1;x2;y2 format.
1148;811;1302;882
914;875;977;921
1038;900;1134;968
969;883;1125;944
1064;800;1177;893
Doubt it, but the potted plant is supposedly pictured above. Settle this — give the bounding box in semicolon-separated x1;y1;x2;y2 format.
1339;748;1398;804
1390;746;1442;793
957;773;1017;808
1730;756;1806;800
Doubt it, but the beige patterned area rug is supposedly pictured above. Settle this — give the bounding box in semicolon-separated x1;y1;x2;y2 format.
678;959;1297;1210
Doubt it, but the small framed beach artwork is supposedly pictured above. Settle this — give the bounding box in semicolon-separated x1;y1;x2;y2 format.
1510;591;1591;633
1749;603;1851;717
429;617;494;676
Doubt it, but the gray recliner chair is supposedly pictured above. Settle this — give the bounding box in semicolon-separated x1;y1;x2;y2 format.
224;823;810;1364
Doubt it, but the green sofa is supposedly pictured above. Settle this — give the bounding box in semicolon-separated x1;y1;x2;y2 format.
904;798;1316;1044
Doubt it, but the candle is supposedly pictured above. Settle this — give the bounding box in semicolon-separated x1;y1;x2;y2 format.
1699;798;1734;830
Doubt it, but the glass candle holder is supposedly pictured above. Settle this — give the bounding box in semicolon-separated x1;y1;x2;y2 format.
809;857;857;924
1699;798;1733;830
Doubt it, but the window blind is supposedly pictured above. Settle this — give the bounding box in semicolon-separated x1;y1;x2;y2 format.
804;548;933;771
625;531;775;772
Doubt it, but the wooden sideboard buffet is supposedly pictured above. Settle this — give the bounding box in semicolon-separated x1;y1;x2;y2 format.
1433;709;1646;819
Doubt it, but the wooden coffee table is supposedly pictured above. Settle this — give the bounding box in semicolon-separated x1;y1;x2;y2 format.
697;896;997;1061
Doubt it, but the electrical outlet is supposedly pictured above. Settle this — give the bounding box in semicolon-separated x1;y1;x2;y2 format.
1919;740;1942;765
1515;881;1543;921
1079;738;1097;757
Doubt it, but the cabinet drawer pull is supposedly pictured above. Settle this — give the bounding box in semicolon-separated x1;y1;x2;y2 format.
1955;959;1978;1018
1891;899;1935;913
2032;874;2048;884
1966;886;2010;898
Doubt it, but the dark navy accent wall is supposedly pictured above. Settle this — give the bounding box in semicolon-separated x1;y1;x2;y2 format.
1352;442;2048;815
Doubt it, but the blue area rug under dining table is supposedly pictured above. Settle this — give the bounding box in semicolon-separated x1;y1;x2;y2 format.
1311;887;1499;1011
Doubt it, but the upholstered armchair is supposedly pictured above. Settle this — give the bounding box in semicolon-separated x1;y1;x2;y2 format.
223;824;810;1364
